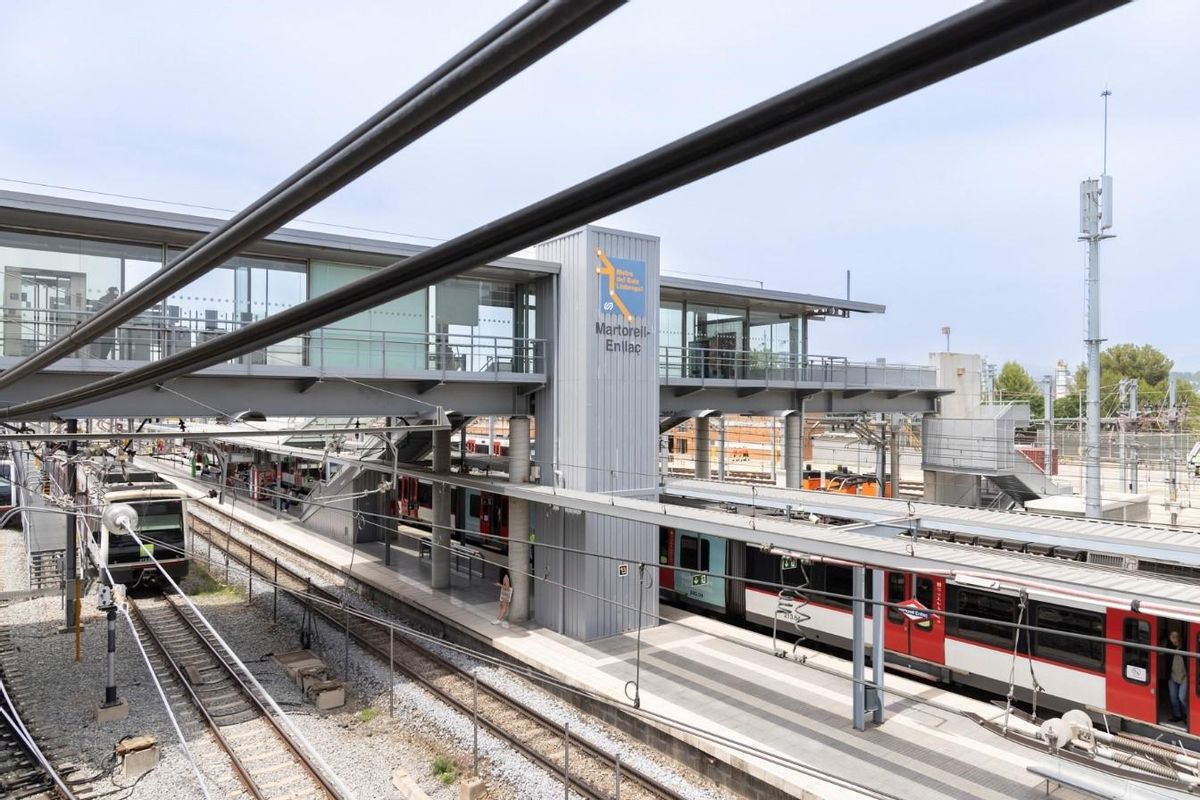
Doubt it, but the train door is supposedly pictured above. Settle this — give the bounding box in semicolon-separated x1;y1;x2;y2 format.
1158;618;1188;727
1104;610;1156;723
883;572;945;663
659;528;676;594
1191;624;1200;735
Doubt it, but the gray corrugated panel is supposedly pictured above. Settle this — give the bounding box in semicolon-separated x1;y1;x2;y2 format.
662;479;1200;567
536;226;660;640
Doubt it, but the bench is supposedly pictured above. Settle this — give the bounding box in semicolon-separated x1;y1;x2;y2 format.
402;525;484;580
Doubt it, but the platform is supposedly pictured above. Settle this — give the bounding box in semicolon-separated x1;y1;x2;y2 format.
140;459;1108;800
16;454;67;554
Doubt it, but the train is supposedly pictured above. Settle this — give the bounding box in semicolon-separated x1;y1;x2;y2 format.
0;455;17;523
660;523;1200;737
45;454;190;587
396;474;509;552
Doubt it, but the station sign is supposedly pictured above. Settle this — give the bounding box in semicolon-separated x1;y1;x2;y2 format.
897;598;934;630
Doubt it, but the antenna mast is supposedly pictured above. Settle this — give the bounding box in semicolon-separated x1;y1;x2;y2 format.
1081;88;1115;519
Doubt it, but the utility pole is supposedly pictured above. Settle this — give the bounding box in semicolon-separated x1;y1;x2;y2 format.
1129;380;1138;493
64;419;78;629
1117;378;1128;491
1081;89;1115;519
1043;376;1054;479
1168;378;1179;525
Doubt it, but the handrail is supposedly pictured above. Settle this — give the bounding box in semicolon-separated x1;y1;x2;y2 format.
0;304;546;375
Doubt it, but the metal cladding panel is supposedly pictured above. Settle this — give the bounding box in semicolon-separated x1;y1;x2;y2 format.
536;226;660;640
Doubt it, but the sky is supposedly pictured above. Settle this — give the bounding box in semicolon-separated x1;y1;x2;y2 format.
2;1;1196;375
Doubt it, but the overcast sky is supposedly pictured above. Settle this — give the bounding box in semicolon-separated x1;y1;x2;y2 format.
2;1;1195;374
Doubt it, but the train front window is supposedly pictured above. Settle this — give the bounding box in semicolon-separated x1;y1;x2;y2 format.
129;501;183;535
0;463;11;506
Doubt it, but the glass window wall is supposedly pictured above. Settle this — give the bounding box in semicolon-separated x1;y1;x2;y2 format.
310;261;426;370
0;230;162;358
431;278;517;372
685;303;745;379
166;248;307;366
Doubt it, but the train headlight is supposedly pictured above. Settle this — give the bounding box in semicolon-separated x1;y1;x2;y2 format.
103;503;140;535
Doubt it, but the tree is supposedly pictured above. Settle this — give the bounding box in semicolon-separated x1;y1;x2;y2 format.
1065;343;1196;423
994;361;1044;417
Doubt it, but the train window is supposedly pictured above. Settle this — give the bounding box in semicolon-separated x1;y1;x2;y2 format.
418;482;433;508
468;494;481;519
915;577;934;609
1033;604;1105;672
744;546;780;587
680;534;699;572
1122;619;1151;685
659;529;671;565
699;538;710;572
823;565;853;609
950;589;1015;649
887;573;906;624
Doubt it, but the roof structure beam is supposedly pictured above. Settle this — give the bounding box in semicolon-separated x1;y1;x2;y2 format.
0;0;1128;420
0;0;623;392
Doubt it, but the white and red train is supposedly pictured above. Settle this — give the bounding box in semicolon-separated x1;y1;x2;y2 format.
660;525;1200;737
396;475;509;552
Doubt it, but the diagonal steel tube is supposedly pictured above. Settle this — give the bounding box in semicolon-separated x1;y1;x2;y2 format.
0;0;624;391
0;0;1128;419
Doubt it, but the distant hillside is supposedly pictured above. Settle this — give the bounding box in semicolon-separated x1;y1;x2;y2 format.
1171;371;1200;389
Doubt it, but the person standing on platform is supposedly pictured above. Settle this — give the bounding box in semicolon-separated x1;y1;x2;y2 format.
90;286;120;360
493;568;512;628
1167;629;1189;723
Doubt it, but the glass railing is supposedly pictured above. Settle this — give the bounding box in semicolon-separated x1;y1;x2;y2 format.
657;345;936;388
0;306;546;377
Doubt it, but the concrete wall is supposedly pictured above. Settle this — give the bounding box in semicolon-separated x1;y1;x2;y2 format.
929;352;980;417
535;226;660;640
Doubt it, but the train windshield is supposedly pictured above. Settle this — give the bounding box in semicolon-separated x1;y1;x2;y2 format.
128;500;184;536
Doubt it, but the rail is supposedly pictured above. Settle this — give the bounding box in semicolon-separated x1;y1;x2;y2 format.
0;600;81;799
0;304;546;376
187;502;690;800
128;592;342;800
658;345;936;388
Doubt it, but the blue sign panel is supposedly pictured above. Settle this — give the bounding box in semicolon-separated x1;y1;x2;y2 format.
596;250;646;321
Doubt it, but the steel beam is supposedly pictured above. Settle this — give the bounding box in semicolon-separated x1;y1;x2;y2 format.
0;0;1127;420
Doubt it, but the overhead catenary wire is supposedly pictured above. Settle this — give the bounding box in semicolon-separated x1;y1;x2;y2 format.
95;562;216;800
0;0;1129;420
0;0;624;394
111;519;356;799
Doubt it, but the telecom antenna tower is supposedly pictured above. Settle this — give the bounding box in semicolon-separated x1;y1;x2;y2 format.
1081;88;1115;519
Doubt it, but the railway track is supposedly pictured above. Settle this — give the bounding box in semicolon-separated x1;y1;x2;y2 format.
0;600;88;800
188;504;690;800
128;592;340;800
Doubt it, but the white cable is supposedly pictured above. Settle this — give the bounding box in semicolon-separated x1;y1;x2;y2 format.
102;572;215;800
116;521;355;799
0;681;78;799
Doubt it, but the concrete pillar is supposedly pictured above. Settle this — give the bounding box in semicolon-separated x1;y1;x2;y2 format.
431;428;451;590
717;416;726;482
508;416;531;623
784;413;802;489
694;416;711;480
871;568;885;724
852;565;866;731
